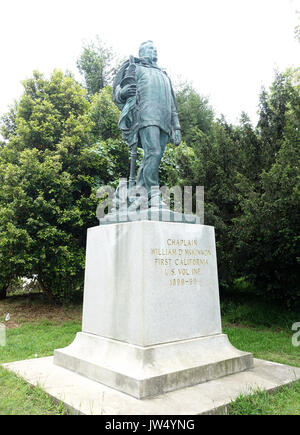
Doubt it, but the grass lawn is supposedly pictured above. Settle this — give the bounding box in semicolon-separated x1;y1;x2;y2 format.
0;294;299;415
0;294;81;415
222;298;300;414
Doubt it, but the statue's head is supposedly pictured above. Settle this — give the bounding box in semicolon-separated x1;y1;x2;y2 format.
139;40;157;63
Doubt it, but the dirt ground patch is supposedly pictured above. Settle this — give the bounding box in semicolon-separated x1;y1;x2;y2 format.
0;293;82;328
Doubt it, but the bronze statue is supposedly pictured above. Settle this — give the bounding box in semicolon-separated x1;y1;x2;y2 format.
113;41;181;206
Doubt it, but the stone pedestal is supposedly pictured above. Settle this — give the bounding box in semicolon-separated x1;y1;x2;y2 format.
54;221;253;399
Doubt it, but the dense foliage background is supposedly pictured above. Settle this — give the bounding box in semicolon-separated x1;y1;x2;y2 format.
0;38;299;305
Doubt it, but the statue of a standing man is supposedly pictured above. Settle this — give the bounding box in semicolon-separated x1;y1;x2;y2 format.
113;41;181;206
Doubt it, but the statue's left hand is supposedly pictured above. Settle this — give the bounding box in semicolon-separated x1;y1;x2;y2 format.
174;130;181;146
120;84;136;101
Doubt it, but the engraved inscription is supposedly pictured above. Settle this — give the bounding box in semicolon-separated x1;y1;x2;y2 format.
151;239;211;287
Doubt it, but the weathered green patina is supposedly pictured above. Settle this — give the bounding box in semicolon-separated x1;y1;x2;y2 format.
113;41;181;200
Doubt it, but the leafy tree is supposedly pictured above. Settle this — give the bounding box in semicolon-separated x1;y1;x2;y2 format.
88;85;131;188
160;142;196;187
193;120;242;290
257;71;294;171
0;70;103;301
234;113;262;186
89;86;121;141
1;103;17;142
175;82;214;147
77;37;118;98
233;68;300;304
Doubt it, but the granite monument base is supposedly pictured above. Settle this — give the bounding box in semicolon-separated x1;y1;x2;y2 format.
54;220;253;399
54;332;253;399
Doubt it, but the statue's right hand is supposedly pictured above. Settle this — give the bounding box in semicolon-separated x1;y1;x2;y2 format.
120;84;137;101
